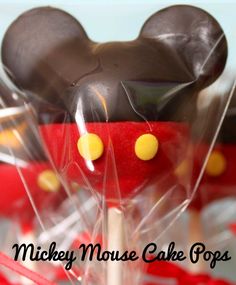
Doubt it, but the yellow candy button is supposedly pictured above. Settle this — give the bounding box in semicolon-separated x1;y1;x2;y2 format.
135;134;158;161
175;159;189;178
77;133;104;161
0;123;26;149
38;170;60;192
205;150;226;177
0;129;20;148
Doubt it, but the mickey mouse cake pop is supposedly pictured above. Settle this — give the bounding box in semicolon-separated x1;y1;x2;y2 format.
0;81;63;226
1;5;227;205
191;88;236;210
181;86;235;274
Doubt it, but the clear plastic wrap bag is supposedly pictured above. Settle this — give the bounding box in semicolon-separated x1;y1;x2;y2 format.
139;208;236;285
190;72;235;211
148;80;236;283
179;74;236;284
0;2;235;285
0;80;66;228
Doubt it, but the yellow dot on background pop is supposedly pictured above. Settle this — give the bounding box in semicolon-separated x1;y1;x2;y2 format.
135;134;158;161
38;170;61;192
175;159;189;178
0;123;26;149
77;133;104;161
205;150;226;177
0;129;20;148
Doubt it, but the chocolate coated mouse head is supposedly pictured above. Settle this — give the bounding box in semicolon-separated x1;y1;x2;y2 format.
0;5;228;201
2;5;227;123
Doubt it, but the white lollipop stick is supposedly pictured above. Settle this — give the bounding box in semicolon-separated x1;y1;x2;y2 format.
188;210;206;273
107;207;124;285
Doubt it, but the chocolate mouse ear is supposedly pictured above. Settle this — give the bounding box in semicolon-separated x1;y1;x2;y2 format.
2;7;97;106
140;5;227;87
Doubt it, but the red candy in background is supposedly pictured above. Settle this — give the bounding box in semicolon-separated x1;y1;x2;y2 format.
190;143;236;210
143;261;233;285
0;162;63;224
0;81;65;226
189;85;236;211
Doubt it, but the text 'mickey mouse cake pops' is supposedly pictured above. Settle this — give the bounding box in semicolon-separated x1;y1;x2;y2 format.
1;5;227;207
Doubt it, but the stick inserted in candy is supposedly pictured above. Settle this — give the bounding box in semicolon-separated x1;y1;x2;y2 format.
1;5;227;284
107;208;124;285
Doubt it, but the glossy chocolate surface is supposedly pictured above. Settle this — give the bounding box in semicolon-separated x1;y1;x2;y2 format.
2;5;227;123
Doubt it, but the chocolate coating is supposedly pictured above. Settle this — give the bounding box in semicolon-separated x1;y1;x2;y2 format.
2;5;227;123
